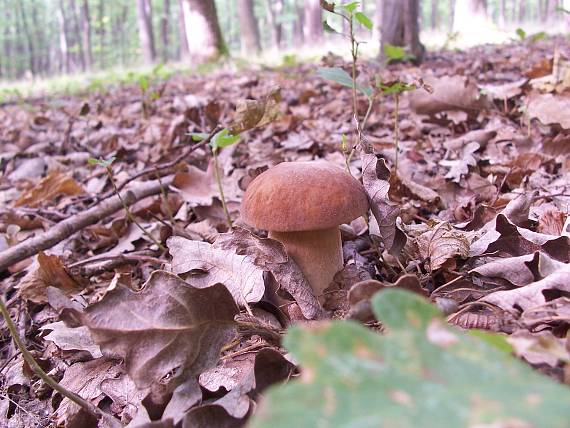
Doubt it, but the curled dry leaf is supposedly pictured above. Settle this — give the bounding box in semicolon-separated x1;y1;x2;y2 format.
361;153;405;254
416;222;471;271
440;142;480;182
229;87;282;134
41;321;102;358
167;236;265;306
14;170;83;208
67;270;239;392
171;163;243;208
408;75;491;116
482;263;570;313
471;251;567;287
55;359;121;427
527;93;570;130
508;331;569;368
17;252;82;303
470;214;570;262
214;228;321;319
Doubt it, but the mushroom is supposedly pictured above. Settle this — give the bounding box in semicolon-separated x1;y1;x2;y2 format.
241;161;369;303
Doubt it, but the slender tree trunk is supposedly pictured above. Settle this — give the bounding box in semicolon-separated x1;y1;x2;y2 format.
183;0;226;62
519;0;527;21
499;0;507;25
68;0;85;71
179;0;191;60
265;0;284;48
304;0;323;43
80;0;93;69
57;0;70;73
380;0;424;63
161;0;171;62
3;0;13;78
16;0;35;76
238;0;261;54
293;0;305;46
373;0;382;45
431;0;438;29
98;0;106;68
136;0;156;65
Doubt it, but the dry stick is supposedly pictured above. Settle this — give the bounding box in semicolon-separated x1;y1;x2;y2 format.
0;297;121;427
0;177;172;273
99;126;221;201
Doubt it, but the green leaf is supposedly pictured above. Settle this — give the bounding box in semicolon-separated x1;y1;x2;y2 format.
355;12;373;30
340;1;359;13
316;67;373;98
322;20;340;34
138;75;149;92
516;27;527;40
383;43;409;63
250;289;570;428
88;157;115;168
210;129;240;150
189;132;209;142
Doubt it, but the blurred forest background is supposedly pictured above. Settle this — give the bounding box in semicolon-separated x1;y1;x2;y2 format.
0;0;568;83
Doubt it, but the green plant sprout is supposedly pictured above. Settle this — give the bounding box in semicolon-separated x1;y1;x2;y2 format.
190;129;241;230
377;80;418;174
319;0;375;163
88;157;166;250
515;28;547;43
383;43;415;64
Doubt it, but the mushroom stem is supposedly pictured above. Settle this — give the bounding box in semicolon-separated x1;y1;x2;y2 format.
269;227;343;304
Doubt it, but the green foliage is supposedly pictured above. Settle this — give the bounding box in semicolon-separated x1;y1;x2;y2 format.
189;129;241;153
88;157;115;168
354;12;373;30
377;80;416;96
250;289;570;428
515;28;547;43
316;67;372;98
383;44;415;64
340;1;360;14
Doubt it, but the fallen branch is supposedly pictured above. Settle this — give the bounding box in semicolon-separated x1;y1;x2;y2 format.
0;177;172;273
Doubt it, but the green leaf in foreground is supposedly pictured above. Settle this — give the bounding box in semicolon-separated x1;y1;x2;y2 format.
250;289;570;428
316;67;372;98
355;12;373;30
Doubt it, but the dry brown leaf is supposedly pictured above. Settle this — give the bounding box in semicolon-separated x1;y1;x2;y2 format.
14;170;83;208
17;252;82;303
229;87;282;134
55;359;121;427
361;154;405;254
527;93;570;130
67;270;238;392
409;75;491;116
167;236;265;306
416;222;471;271
41;321;102;358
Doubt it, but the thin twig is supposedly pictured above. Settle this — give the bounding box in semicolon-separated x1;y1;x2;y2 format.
212;148;233;230
0;296;121;427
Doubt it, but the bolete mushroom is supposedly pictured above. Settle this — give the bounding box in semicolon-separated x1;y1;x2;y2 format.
241;161;369;303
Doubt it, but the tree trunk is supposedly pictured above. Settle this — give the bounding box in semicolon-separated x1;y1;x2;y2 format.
293;0;305;46
238;0;261;54
16;0;35;76
431;0;438;29
2;0;13;78
57;0;70;73
373;0;382;43
519;0;527;21
161;0;171;62
80;0;93;69
136;0;156;65
178;0;190;60
499;0;507;25
304;0;323;43
265;0;284;48
183;0;226;62
380;0;424;64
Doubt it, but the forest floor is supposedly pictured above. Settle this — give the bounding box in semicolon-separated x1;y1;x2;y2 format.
0;37;569;427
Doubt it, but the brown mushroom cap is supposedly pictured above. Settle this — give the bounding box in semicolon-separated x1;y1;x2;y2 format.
241;161;369;232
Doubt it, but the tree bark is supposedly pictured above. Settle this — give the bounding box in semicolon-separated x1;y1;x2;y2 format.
519;0;527;21
292;0;305;46
380;0;424;64
16;0;35;76
179;0;191;60
265;0;284;48
161;0;171;62
304;0;323;43
238;0;261;54
57;0;70;73
136;0;156;65
183;0;226;62
80;0;93;70
431;0;439;29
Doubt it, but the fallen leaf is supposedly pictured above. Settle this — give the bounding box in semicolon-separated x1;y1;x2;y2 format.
14;170;83;208
527;93;570;130
214;228;321;319
41;321;102;358
67;270;238;393
167;236;266;306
